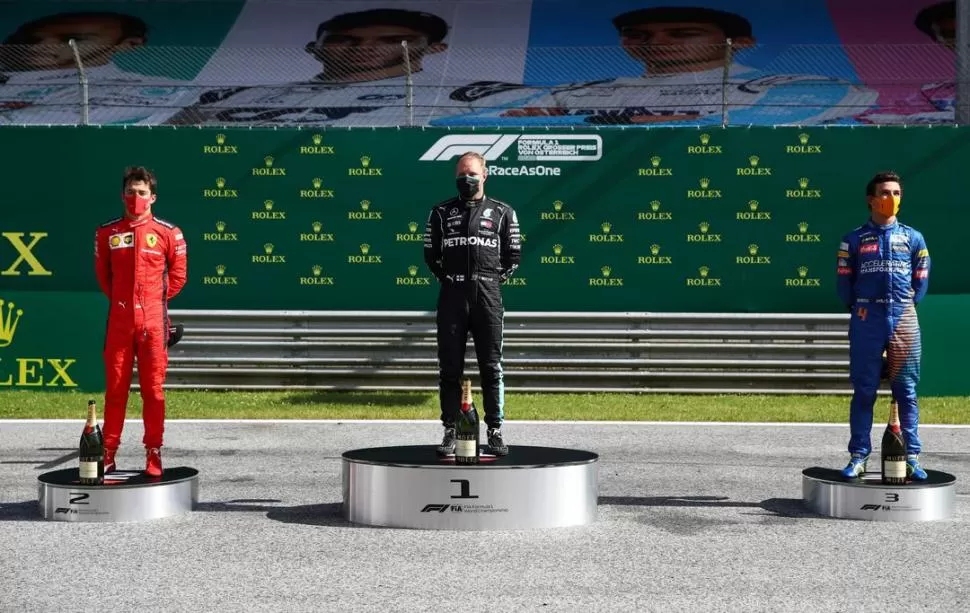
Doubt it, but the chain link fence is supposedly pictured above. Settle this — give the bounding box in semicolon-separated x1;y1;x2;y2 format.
0;41;962;127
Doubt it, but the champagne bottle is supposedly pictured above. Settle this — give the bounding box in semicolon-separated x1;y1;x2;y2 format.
78;399;104;485
881;399;907;485
455;378;480;465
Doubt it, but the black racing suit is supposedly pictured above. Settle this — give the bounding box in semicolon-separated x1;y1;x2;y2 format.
423;195;521;429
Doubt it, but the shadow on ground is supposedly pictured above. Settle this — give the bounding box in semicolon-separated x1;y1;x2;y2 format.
195;499;351;527
0;500;41;522
598;495;817;518
283;391;433;407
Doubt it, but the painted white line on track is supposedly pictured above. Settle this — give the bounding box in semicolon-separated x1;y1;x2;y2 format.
3;419;970;429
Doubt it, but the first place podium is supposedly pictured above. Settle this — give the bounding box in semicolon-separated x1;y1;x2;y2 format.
38;467;199;523
343;445;599;530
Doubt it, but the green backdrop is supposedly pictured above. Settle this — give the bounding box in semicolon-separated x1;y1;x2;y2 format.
1;126;967;393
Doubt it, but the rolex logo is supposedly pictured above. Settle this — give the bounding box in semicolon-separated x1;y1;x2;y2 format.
699;177;710;189
749;200;759;211
700;133;710;145
215;177;226;188
799;221;809;233
361;156;371;167
312;221;322;233
216;264;226;276
312;265;322;277
748;244;759;256
312;133;323;145
360;200;370;211
263;243;274;255
650;200;661;211
215;220;226;232
650;244;661;256
216;133;226;145
312;177;322;189
0;299;24;348
699;266;710;278
408;265;418;277
408;221;418;232
601;266;612;277
650;155;661;168
798;266;809;278
264;156;274;167
553;200;564;211
799;133;810;144
548;244;561;256
264;200;274;211
360;243;371;255
749;155;759;167
699;221;710;233
601;221;612;233
799;177;809;189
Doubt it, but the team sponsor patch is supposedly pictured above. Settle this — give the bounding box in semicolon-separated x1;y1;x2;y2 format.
109;232;134;249
860;244;878;254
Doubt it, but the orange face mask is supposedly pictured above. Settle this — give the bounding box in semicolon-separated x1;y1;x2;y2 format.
872;194;900;218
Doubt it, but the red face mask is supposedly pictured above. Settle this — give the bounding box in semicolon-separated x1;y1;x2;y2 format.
124;193;151;217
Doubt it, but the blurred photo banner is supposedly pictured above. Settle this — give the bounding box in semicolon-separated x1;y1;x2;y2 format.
520;0;874;127
177;0;535;127
829;0;955;125
0;1;246;125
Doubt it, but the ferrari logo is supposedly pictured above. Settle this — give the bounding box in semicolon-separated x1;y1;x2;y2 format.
146;234;157;248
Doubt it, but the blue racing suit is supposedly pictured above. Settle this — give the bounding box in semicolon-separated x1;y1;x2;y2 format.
836;220;930;457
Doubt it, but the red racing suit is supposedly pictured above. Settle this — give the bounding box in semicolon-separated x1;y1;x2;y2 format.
94;214;187;451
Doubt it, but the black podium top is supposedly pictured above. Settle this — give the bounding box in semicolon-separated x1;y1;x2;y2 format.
803;466;956;488
343;445;598;468
38;467;199;488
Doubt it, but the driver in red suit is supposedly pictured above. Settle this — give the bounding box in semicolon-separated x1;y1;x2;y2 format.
94;166;187;477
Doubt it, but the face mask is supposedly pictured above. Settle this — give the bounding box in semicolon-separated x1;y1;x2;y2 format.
872;194;900;218
124;193;151;217
456;175;482;200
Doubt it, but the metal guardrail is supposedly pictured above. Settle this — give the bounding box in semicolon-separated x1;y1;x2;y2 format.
161;310;853;394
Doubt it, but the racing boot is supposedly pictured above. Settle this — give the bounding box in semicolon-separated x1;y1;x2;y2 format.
104;448;117;474
906;454;928;481
840;453;868;479
436;427;456;456
145;447;163;477
487;427;509;456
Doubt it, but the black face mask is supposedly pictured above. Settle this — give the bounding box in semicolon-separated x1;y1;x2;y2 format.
456;174;482;200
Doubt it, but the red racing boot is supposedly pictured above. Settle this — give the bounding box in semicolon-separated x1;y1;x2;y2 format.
145;447;163;477
104;448;117;474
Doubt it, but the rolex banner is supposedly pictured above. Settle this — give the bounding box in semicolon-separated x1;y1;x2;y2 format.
0;126;966;312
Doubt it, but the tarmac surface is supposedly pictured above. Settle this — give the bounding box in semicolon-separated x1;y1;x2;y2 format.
2;419;969;612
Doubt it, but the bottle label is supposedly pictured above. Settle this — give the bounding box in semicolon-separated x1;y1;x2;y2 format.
79;461;99;479
883;460;907;479
455;439;477;458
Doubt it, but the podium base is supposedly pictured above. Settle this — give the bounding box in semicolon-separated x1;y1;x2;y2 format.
342;445;598;530
802;467;956;522
38;467;199;523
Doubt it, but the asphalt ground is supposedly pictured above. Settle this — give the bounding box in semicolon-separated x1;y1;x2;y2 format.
2;420;969;612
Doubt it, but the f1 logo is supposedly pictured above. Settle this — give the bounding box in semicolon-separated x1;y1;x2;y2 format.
420;504;451;513
450;479;479;499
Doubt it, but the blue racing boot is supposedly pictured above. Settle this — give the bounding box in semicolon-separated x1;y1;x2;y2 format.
906;454;928;481
841;453;868;479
